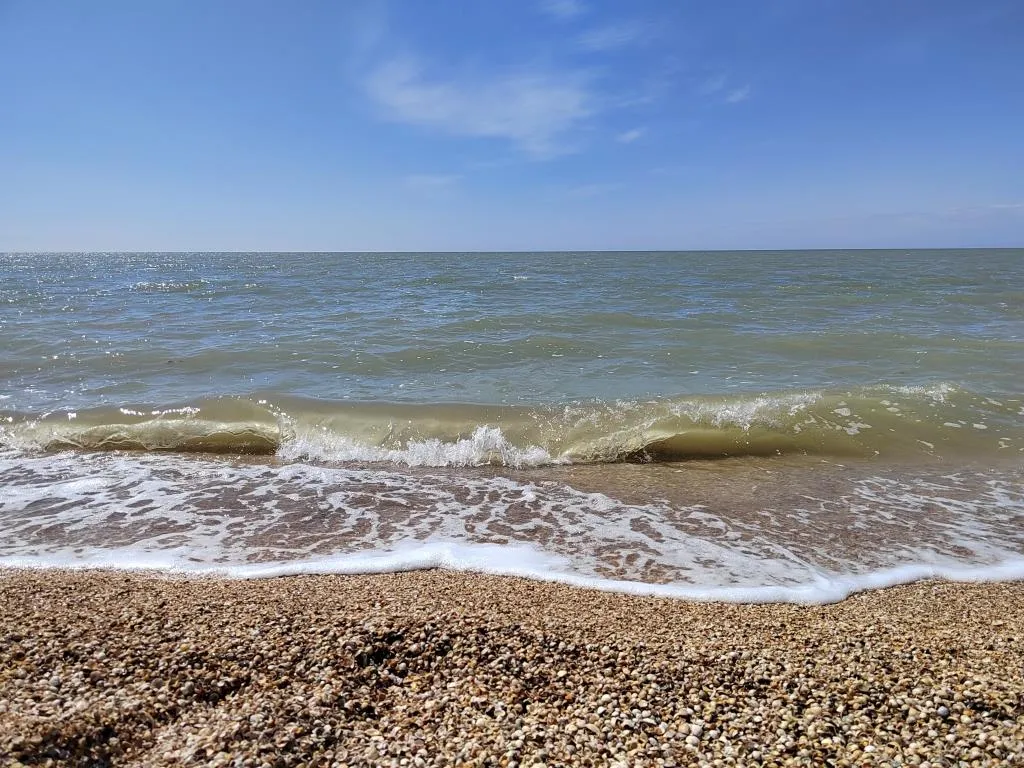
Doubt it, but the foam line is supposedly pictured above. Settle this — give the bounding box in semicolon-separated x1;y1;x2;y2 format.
4;544;1024;605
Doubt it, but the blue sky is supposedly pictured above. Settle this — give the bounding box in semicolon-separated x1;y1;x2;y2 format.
1;0;1022;250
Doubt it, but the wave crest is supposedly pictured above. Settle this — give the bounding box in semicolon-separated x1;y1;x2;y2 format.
2;384;1020;465
279;424;553;468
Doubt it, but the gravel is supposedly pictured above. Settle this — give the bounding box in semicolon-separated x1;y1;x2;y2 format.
1;569;1022;767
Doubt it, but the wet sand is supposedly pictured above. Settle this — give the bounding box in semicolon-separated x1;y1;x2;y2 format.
2;569;1022;767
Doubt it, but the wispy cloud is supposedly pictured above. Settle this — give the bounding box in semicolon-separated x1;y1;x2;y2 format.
725;85;751;104
699;74;727;95
539;0;587;21
566;182;619;198
945;201;1024;218
649;164;689;176
404;174;461;189
616;127;645;144
365;58;596;158
576;22;649;52
699;74;751;104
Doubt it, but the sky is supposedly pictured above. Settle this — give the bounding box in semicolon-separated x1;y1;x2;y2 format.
1;0;1022;251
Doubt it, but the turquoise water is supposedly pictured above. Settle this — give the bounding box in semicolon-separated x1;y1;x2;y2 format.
1;250;1023;601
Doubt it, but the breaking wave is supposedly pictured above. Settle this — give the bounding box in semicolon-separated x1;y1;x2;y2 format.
2;384;1020;466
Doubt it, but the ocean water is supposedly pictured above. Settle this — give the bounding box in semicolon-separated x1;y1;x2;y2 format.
2;250;1023;602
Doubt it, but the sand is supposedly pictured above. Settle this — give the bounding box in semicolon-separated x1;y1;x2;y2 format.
1;570;1022;767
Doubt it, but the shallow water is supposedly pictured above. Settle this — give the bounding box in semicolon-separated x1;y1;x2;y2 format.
2;250;1023;602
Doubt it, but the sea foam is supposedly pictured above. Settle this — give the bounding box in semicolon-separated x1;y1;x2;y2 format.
5;542;1024;606
2;448;1023;604
278;424;554;467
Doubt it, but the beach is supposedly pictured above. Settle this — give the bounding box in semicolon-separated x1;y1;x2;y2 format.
3;570;1022;767
3;250;1024;765
5;0;1023;756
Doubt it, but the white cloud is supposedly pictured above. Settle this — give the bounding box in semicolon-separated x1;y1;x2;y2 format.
649;164;688;176
943;202;1024;219
699;74;751;104
699;74;727;95
365;58;596;158
540;0;587;21
725;85;751;103
577;22;648;52
616;127;645;144
404;174;461;189
566;182;619;198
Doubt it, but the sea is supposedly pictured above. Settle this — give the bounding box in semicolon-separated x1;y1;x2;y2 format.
2;250;1023;603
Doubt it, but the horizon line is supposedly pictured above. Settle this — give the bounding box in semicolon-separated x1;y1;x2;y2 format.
2;246;1022;256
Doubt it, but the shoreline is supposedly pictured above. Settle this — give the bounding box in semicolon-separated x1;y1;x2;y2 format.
2;569;1023;766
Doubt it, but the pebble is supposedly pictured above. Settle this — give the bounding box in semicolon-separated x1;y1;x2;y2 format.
1;569;1022;767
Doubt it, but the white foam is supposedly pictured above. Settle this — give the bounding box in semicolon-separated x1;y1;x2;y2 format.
278;424;554;468
668;391;821;430
891;382;958;402
5;543;1024;606
2;448;1024;604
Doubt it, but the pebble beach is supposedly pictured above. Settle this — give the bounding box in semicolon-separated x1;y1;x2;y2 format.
2;570;1022;767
